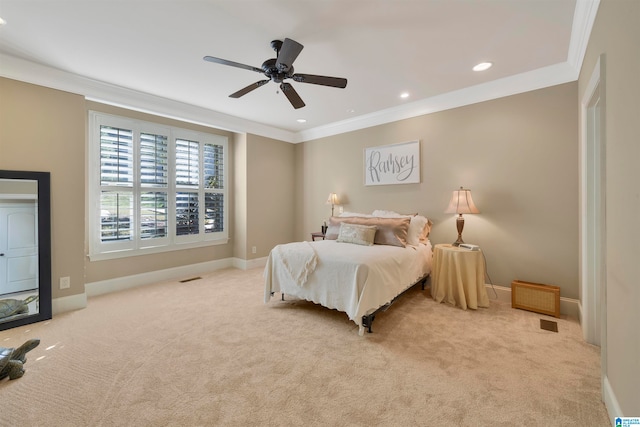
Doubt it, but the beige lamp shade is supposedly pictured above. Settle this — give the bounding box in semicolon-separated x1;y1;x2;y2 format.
445;187;479;214
444;187;479;246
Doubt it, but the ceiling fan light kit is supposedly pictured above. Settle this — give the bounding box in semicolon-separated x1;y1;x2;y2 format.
203;38;347;109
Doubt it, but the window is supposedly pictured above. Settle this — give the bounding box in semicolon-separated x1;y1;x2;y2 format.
89;112;229;260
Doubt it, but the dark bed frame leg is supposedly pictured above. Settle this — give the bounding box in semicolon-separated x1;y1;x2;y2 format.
360;275;430;334
269;291;285;301
362;314;375;333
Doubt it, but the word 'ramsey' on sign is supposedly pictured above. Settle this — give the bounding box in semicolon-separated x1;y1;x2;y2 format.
364;140;420;186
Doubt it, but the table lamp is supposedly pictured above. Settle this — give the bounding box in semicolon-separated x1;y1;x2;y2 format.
444;186;479;246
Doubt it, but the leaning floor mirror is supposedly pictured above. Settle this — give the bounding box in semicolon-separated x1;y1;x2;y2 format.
0;170;52;331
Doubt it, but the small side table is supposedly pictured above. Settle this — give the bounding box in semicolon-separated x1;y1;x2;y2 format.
311;232;325;241
431;243;489;310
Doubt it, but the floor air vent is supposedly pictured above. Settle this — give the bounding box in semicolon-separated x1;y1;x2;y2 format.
512;280;560;318
540;319;559;332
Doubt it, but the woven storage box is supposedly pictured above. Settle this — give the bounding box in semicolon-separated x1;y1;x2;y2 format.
511;280;560;318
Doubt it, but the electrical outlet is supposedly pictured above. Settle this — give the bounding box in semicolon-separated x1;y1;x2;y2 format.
251;246;257;254
59;276;70;289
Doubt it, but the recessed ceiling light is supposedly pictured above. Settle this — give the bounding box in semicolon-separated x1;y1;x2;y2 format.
0;17;7;26
347;109;355;113
473;62;493;72
400;92;410;99
296;119;307;123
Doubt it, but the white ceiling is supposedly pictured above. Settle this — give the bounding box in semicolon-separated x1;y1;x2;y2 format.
0;0;598;142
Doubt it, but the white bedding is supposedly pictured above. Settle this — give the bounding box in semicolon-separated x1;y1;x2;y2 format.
264;239;433;334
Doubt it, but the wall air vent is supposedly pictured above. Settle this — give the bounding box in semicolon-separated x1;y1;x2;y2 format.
512;280;560;318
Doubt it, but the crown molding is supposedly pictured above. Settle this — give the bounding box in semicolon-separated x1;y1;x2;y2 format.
1;1;598;145
0;53;297;143
567;0;601;71
296;0;600;143
296;61;578;142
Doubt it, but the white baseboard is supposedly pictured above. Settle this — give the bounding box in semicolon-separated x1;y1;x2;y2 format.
485;283;580;319
603;375;623;425
52;292;87;315
233;256;268;270
85;257;235;297
51;257;243;315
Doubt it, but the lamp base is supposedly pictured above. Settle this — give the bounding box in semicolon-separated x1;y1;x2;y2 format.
452;215;465;246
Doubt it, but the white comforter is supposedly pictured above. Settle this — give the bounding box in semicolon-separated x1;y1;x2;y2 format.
264;239;433;333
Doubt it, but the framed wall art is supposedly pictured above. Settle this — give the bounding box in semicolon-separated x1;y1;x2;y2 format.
364;140;420;186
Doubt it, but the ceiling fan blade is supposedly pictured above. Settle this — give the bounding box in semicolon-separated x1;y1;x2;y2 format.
275;38;304;72
203;56;263;73
291;73;347;88
229;80;270;98
280;83;305;109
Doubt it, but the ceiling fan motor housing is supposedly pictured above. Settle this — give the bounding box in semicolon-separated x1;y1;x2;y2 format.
261;58;293;83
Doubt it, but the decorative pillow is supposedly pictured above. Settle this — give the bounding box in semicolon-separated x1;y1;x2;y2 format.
373;217;411;247
325;217;348;240
371;210;431;245
336;223;377;246
326;216;411;247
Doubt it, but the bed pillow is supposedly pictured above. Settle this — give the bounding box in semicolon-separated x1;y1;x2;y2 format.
371;210;431;245
326;216;410;247
406;215;430;246
339;211;372;218
371;209;414;218
336;223;377;246
420;218;433;242
373;217;411;247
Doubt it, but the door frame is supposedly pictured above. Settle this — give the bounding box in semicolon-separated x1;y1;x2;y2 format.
579;54;606;384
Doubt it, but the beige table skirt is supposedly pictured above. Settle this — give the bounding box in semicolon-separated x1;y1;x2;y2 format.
431;244;489;310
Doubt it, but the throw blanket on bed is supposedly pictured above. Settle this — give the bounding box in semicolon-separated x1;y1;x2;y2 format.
272;241;318;286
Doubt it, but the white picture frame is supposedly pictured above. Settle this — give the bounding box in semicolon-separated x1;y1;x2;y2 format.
364;140;420;186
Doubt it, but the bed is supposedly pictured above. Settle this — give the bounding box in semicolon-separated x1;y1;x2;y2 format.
263;211;433;335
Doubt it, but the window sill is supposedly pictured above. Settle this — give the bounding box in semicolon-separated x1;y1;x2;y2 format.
88;237;230;262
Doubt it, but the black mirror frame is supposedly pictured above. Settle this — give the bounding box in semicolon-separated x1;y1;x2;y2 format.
0;170;52;331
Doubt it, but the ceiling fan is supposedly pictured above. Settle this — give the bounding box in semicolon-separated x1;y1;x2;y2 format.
203;38;347;109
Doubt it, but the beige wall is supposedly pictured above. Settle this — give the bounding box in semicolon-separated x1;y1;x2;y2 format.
233;133;248;260
245;134;296;259
296;82;580;298
579;0;639;416
1;78;86;300
0;78;242;299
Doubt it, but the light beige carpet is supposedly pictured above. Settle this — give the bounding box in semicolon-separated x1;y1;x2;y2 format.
0;267;609;426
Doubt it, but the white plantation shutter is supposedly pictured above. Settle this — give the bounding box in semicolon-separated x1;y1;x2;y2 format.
203;142;224;233
99;125;134;243
140;133;168;186
204;143;224;189
140;132;168;241
89;112;229;260
100;126;133;185
175;139;199;186
204;193;224;233
140;192;167;240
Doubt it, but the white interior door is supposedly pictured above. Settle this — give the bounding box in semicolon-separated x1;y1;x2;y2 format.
0;203;39;295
